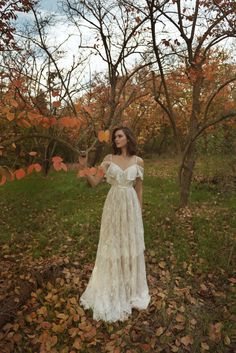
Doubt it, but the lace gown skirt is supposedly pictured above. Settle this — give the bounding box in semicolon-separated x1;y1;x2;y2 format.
79;162;150;322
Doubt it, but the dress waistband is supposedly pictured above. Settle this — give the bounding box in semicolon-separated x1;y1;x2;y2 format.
111;184;133;189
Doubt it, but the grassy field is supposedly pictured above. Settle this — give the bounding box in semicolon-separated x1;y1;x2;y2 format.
0;155;235;352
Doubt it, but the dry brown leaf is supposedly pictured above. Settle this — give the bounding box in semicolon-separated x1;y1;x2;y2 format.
208;322;223;342
156;327;164;336
176;314;186;323
201;342;210;350
180;335;193;346
159;261;166;269
73;338;82;349
224;335;231;345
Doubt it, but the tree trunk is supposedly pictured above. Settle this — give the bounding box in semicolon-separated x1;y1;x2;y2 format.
179;142;197;207
42;140;57;176
179;68;203;208
91;143;104;166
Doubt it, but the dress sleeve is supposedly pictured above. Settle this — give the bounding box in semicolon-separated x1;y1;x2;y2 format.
100;160;110;171
99;155;112;174
136;164;144;180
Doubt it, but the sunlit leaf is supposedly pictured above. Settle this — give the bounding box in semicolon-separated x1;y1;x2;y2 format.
98;129;110;142
0;175;7;185
15;168;26;180
6;112;15;121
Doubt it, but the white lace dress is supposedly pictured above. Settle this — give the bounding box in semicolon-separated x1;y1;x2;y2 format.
79;155;150;322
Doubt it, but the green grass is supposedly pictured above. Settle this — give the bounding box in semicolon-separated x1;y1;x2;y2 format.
0;156;235;271
0;154;235;352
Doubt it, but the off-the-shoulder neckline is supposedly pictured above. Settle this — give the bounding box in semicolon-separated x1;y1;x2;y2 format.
109;161;143;173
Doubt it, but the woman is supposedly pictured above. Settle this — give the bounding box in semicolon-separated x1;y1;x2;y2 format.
78;126;150;322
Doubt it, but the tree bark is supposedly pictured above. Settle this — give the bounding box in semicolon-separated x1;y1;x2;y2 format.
179;142;197;207
91;143;104;166
179;66;203;207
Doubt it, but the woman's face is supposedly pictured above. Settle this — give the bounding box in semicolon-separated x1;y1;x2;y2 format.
114;129;128;149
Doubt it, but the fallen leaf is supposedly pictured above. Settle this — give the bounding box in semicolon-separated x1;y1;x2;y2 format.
180;335;193;346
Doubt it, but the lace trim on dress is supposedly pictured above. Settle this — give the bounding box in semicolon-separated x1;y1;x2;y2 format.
79;252;150;322
100;156;144;180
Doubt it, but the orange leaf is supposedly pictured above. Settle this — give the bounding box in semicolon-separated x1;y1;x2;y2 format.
0;175;7;185
58;117;81;128
68;327;79;337
6;112;15;121
49;117;57;126
53;100;61;108
28;112;41;120
84;326;97;339
10;99;19;108
53;162;62;172
61;162;68;171
80;167;96;176
15;168;26;180
98;129;110;142
73;338;82;349
27;165;34;174
34;163;42;172
87;167;97;175
52;156;63;163
52;155;67;171
17;112;24;119
27;163;42;174
97;166;105;177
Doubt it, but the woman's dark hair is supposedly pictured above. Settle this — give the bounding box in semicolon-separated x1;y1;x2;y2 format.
111;126;137;155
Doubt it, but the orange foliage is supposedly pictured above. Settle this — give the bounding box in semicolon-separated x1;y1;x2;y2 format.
98;130;110;142
52;156;68;172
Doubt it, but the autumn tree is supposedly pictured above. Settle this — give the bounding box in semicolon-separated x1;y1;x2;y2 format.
124;0;236;207
0;3;95;181
62;0;167;163
0;0;35;51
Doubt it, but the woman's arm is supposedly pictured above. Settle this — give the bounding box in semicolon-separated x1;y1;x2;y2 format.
85;170;105;188
134;178;143;211
134;157;144;211
78;154;111;188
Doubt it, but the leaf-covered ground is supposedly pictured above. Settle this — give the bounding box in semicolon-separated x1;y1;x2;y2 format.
0;155;235;353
